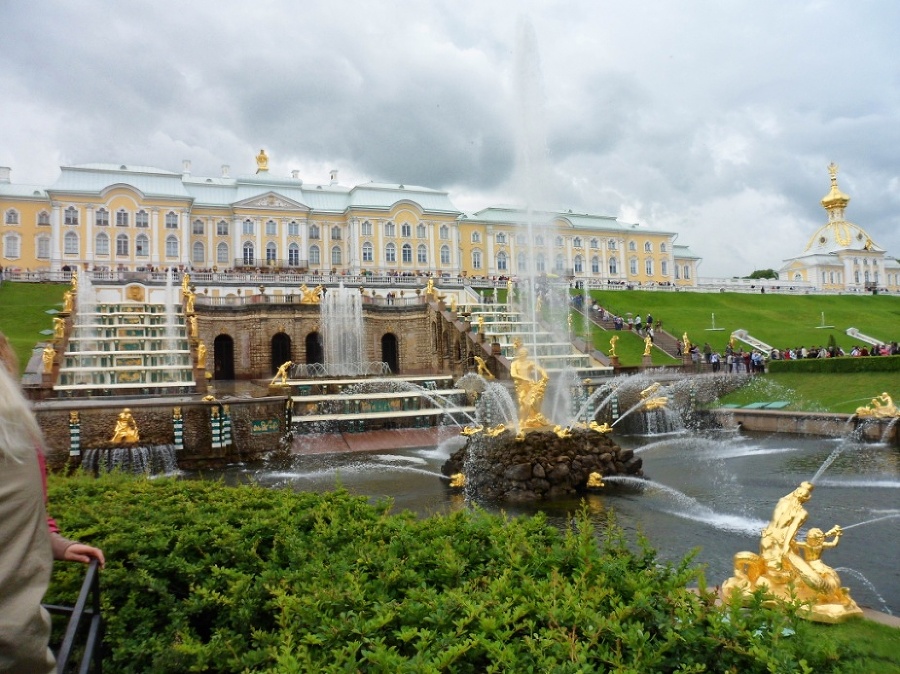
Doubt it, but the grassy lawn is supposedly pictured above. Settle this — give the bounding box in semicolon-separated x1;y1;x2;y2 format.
808;619;900;673
583;289;900;357
0;281;67;371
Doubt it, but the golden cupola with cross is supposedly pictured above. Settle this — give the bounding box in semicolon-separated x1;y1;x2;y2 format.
803;163;879;254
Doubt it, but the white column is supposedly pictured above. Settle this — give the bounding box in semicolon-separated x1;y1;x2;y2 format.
486;226;495;275
50;202;62;271
84;205;95;265
150;208;160;264
231;216;241;268
181;209;190;267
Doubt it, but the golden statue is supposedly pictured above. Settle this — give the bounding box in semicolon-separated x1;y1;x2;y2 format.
510;347;550;429
42;344;55;373
485;424;507;437
63;290;74;313
424;278;437;301
589;421;612;434
586;472;605;488
188;315;199;339
477;315;485;332
474;355;494;380
181;272;191;296
855;392;899;418
682;332;691;352
639;382;668;411
110;408;140;444
449;473;466;488
197;341;207;370
506;279;514;298
553;425;571;438
70;268;78;291
184;288;195;314
271;360;293;385
535;296;542;313
643;334;653;356
460;425;483;436
450;296;457;312
299;284;323;304
608;335;618;358
53;317;66;340
256;148;269;172
722;482;863;623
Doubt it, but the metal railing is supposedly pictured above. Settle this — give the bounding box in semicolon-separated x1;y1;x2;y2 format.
44;558;103;673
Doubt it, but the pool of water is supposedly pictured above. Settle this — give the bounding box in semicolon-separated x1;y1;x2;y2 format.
187;430;900;615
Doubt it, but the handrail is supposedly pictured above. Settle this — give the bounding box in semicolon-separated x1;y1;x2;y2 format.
43;558;103;673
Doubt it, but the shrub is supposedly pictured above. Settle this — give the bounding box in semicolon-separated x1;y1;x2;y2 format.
768;355;900;374
47;474;838;673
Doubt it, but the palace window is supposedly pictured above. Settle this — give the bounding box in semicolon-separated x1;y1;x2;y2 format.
309;244;320;265
192;241;205;264
165;236;179;258
4;209;19;225
590;238;598;249
402;243;412;263
243;241;255;266
384;221;395;237
401;223;412;238
385;242;396;263
609;258;618;275
95;232;110;256
440;244;451;265
555;236;564;247
661;260;668;276
165;211;178;229
266;220;277;236
591;256;600;274
517;252;527;272
37;211;50;226
607;239;616;250
331;226;342;240
554;254;565;273
64;207;79;226
331;245;342;266
496;232;507;245
361;220;373;236
645;259;653;275
660;243;667;252
243;219;256;236
683;265;691;280
497;251;508;271
193;220;205;236
439;224;449;240
288;220;300;236
629;258;638;275
574;255;583;273
472;249;482;269
471;231;481;244
135;210;149;228
136;234;149;257
573;237;582;248
417;244;427;264
64;231;79;254
116;233;130;256
217;220;229;236
216;242;229;264
36;235;50;259
536;253;545;272
266;242;277;263
288;243;301;266
644;242;652;252
628;241;636;252
95;208;109;227
3;233;20;258
362;242;374;262
417;223;426;238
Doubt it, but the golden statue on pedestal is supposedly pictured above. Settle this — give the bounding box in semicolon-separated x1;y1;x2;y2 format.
424;278;438;301
474;355;494;380
855;392;898;418
722;481;863;623
183;288;196;314
111;408;140;444
63;290;74;313
299;284;323;304
511;347;549;429
42;344;56;373
271;360;293;385
53;317;66;340
70;268;78;291
182;273;191;297
643;334;653;356
608;335;618;358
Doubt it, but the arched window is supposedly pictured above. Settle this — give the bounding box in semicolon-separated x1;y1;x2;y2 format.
385;242;396;263
4;209;18;225
644;241;652;252
362;242;374;263
440;244;450;265
574;255;583;273
628;241;636;252
243;219;255;236
331;245;342;265
135;210;149;228
591;256;600;273
609;258;618;275
645;259;653;275
95;208;109;227
417;223;426;238
36;235;50;259
288;220;300;236
590;238;598;249
309;244;320;265
164;211;177;229
331;226;341;240
497;251;508;271
517;252;527;272
417;244;427;264
135;234;149;257
401;223;411;238
607;239;616;250
95;232;110;256
37;211;50;226
555;236;564;247
64;207;78;226
217;220;229;236
3;233;20;258
439;224;449;240
116;233;130;256
472;249;482;269
536;253;545;273
217;242;229;264
554;254;565;273
401;243;412;263
661;260;668;276
64;231;79;254
165;235;179;258
266;241;278;263
263;220;275;236
384;221;395;237
471;231;481;244
660;243;667;252
309;224;320;239
361;220;373;236
192;241;205;264
629;258;638;275
243;241;255;265
496;232;507;244
573;237;582;248
193;219;205;235
288;243;301;266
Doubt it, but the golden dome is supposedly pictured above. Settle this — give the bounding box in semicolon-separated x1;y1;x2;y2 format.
820;162;850;210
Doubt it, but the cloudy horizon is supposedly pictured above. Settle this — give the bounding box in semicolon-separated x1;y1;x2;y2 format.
2;1;898;278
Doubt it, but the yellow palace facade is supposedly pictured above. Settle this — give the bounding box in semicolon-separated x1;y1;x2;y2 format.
0;153;700;285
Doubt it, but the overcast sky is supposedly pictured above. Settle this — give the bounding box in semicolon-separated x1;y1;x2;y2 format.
2;1;898;278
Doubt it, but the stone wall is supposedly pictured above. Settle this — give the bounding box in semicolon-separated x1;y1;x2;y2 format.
707;409;899;444
442;428;643;501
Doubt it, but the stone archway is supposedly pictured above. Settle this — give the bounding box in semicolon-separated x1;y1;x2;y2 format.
213;334;235;380
305;331;324;366
381;333;399;374
271;332;292;374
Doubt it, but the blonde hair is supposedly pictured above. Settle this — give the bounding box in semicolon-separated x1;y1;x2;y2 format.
0;332;45;462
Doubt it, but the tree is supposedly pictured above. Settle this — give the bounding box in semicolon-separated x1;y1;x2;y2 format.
746;269;779;279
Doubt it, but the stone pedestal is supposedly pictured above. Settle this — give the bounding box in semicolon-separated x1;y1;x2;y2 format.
641;355;653;368
268;383;292;397
609;355;620;368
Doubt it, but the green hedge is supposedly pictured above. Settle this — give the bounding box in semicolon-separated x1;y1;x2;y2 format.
46;474;839;673
768;355;900;374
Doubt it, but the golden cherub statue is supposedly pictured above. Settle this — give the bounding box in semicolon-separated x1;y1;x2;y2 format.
643;334;653;356
271;360;293;385
589;420;612;434
110;408;140;444
474;355;494;380
855;392;898;418
608;335;618;358
722;481;863;623
510;347;550;429
424;278;437;301
486;424;507;437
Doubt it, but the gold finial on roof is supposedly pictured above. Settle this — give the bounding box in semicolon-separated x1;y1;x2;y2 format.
821;162;849;210
256;148;269;173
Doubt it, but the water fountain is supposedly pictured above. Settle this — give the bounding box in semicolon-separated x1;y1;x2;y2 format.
320;284;364;376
